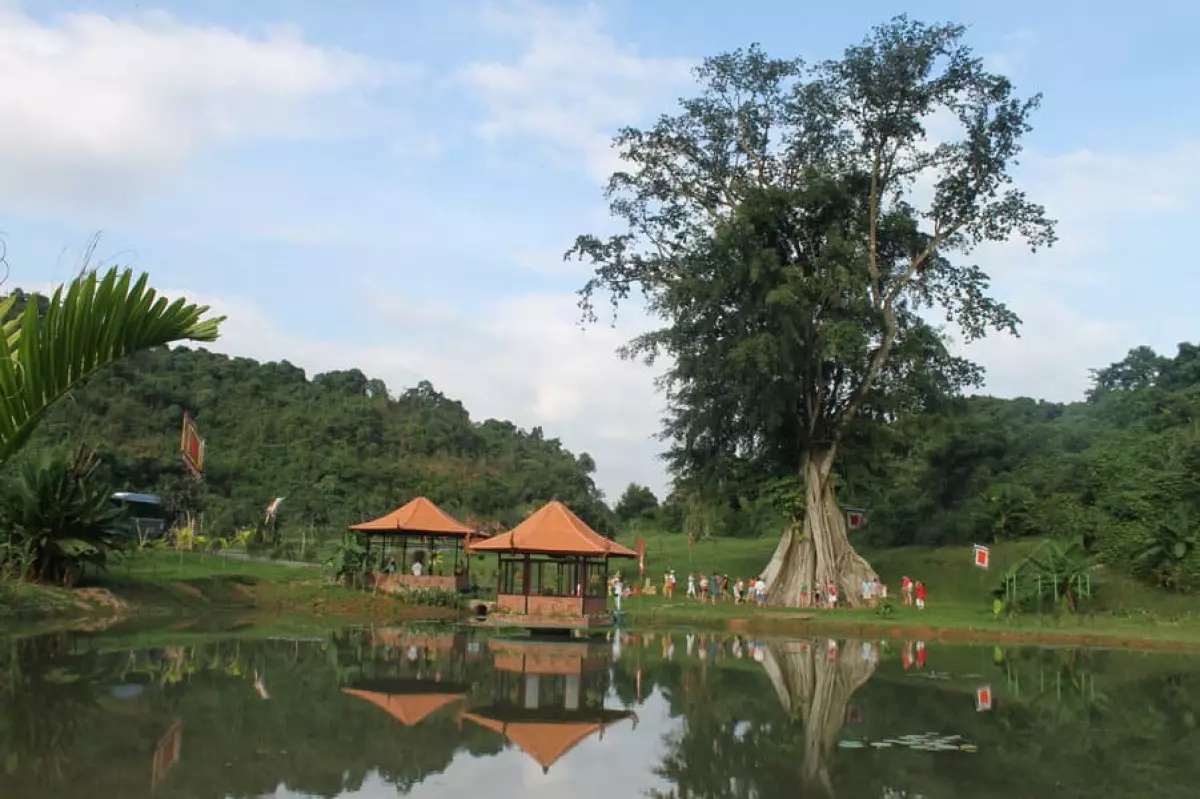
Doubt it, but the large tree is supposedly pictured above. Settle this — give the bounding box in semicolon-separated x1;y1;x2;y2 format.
567;17;1055;605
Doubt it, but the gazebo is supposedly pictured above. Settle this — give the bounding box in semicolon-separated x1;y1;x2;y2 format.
350;497;478;593
468;500;637;628
461;638;637;774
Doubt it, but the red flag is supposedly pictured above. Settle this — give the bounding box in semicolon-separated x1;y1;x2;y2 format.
973;544;991;570
975;685;993;712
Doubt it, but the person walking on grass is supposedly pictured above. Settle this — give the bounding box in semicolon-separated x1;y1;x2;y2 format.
686;573;696;599
902;575;914;606
699;574;709;602
915;581;927;610
827;582;838;608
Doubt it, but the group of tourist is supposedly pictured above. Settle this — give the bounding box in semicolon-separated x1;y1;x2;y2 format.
900;575;929;609
672;572;769;605
625;569;930;611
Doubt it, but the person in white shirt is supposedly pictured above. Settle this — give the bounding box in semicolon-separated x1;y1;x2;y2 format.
411;560;423;577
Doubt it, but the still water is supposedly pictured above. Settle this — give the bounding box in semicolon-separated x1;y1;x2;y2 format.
0;624;1197;799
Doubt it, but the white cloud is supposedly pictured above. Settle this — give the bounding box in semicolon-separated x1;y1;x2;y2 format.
950;139;1200;400
456;0;693;182
0;7;404;215
162;286;668;501
954;294;1131;402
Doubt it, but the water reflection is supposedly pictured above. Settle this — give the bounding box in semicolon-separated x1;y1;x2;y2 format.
0;627;1197;798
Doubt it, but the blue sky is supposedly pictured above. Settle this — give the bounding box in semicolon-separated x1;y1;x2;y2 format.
1;0;1197;500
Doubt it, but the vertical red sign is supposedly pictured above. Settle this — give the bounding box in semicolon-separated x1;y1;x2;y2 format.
180;412;205;481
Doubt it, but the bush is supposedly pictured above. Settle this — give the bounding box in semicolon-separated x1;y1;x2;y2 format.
0;447;127;585
397;587;462;608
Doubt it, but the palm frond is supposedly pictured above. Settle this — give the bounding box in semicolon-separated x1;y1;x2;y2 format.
0;267;223;465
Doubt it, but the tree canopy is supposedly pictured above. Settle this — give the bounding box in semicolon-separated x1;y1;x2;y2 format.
568;16;1054;604
615;483;660;523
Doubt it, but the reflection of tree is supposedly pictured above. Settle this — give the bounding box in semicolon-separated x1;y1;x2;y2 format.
647;639;875;799
0;635;107;784
759;641;876;799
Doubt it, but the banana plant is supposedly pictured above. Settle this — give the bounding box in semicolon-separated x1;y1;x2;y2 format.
0;267;223;466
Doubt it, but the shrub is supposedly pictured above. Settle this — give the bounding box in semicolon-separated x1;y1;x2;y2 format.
0;447;127;585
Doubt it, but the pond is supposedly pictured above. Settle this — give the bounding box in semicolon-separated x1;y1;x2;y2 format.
0;623;1197;798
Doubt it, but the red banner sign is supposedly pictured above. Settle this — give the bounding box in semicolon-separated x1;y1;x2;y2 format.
180;412;205;480
636;538;646;575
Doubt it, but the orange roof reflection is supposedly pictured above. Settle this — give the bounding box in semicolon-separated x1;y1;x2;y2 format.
350;497;474;536
461;710;637;773
468;501;637;557
342;688;466;726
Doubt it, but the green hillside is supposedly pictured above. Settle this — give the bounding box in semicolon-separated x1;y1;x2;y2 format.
21;343;614;540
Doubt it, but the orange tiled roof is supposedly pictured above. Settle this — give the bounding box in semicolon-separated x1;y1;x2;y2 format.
342;688;466;726
349;497;474;536
468;501;637;557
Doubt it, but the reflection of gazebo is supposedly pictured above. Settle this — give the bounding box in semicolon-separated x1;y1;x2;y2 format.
469;501;637;629
462;639;637;774
341;629;475;728
350;497;478;593
342;679;468;727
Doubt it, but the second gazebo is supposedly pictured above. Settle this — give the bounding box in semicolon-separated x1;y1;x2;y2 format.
468;500;637;630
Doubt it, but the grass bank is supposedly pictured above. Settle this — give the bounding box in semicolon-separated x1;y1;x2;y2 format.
0;550;458;634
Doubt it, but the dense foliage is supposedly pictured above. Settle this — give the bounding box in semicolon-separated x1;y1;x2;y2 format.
860;343;1200;591
641;343;1200;592
16;343;615;540
0;446;128;584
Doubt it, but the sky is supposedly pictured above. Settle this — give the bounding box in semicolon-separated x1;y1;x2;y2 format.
1;0;1198;501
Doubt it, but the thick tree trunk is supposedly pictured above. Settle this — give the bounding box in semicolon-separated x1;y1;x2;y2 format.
760;640;877;799
762;447;876;607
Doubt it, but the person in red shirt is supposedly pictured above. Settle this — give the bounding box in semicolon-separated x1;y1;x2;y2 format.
915;581;927;610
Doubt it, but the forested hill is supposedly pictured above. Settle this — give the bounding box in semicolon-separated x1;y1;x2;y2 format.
23;345;615;536
833;343;1200;587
